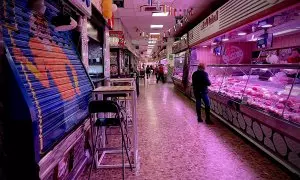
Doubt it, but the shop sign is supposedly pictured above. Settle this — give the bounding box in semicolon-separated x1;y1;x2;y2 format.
201;11;219;30
190;9;220;45
109;31;125;47
223;46;244;64
69;0;92;17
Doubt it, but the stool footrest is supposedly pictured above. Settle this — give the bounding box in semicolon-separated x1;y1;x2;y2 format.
95;118;121;127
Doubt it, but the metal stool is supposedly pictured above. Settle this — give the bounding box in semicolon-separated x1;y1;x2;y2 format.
103;93;131;124
103;93;132;147
88;100;132;180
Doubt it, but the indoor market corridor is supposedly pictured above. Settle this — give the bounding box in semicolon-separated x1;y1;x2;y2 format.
82;79;293;180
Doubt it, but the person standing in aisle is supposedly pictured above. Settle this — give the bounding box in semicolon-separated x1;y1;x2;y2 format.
157;64;165;83
192;63;213;124
154;65;159;79
146;65;151;79
150;65;154;74
287;48;300;63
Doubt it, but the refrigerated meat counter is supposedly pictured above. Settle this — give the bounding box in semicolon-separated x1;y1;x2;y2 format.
186;64;300;175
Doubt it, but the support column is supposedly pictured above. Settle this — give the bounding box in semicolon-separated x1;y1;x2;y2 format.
81;16;89;70
104;26;111;85
166;37;174;83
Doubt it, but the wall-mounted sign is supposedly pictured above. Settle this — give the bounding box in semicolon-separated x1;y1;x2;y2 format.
201;11;219;30
69;0;91;17
189;0;284;46
189;9;220;45
172;39;188;54
223;46;244;64
109;31;124;47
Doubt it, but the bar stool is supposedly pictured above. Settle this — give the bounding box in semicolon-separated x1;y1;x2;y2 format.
103;93;132;146
104;93;131;122
88;100;132;180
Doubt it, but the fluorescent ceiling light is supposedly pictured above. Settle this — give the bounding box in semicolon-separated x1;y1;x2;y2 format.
273;29;299;36
238;32;247;36
222;38;229;41
152;12;169;17
149;38;158;40
148;44;155;47
149;33;160;35
151;25;163;28
248;35;258;41
261;24;273;28
211;42;217;45
202;46;208;48
148;41;156;44
248;38;257;42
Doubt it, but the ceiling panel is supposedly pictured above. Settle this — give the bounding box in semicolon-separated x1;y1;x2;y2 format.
115;0;217;56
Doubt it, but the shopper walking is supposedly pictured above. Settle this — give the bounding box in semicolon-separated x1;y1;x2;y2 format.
150;65;154;74
192;63;213;124
154;65;159;79
156;64;165;83
146;65;151;79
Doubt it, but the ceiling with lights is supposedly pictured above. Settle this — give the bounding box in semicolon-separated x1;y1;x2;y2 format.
114;0;220;59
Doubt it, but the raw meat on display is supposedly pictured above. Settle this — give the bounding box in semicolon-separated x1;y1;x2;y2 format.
207;74;300;125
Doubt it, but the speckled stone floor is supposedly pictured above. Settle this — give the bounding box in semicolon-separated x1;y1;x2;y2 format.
80;78;293;180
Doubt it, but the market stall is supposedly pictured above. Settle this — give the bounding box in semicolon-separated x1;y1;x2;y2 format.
181;0;300;175
87;11;106;87
109;31;125;78
206;64;300;174
172;51;187;92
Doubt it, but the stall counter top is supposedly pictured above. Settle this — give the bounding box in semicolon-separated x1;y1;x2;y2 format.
93;86;135;92
110;78;135;81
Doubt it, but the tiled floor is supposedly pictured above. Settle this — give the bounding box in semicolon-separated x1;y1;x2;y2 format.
81;78;293;180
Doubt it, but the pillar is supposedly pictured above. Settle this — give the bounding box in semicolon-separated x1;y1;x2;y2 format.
81;16;89;70
166;37;174;83
104;26;111;85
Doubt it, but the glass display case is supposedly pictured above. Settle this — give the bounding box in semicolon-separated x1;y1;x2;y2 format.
188;65;197;83
173;52;186;81
206;64;300;125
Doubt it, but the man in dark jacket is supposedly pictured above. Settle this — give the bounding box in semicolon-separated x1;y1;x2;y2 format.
192;63;213;124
